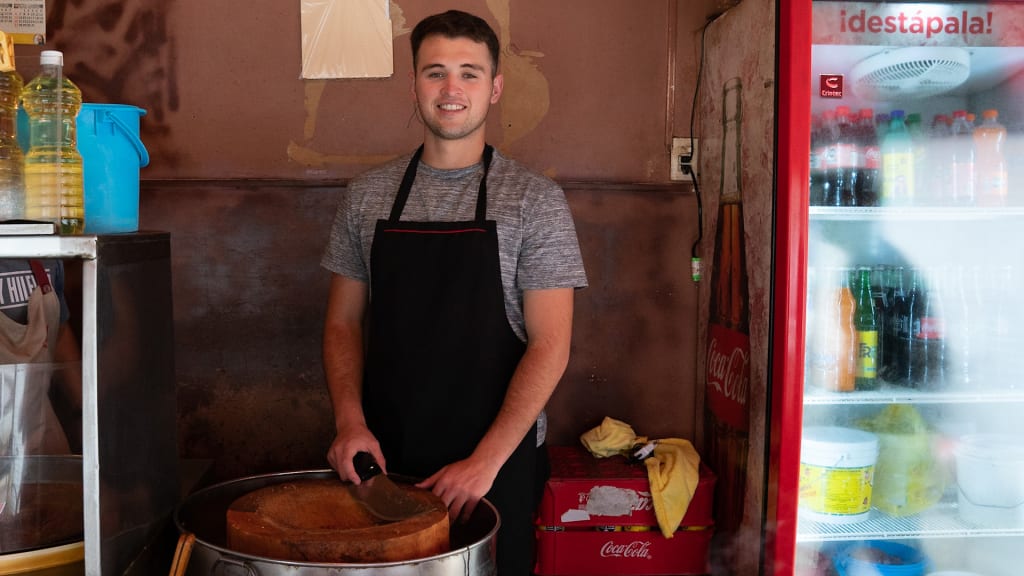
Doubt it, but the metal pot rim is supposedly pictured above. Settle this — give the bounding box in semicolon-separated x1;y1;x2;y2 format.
173;468;500;568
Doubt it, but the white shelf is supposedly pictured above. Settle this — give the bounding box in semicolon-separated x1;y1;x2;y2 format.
797;501;1024;543
803;382;1024;405
809;206;1024;221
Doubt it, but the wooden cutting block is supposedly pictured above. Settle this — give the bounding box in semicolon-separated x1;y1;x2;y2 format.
226;478;449;563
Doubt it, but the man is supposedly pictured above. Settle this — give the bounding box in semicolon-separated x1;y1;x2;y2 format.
321;9;586;574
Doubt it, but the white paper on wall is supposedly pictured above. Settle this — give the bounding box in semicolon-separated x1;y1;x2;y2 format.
300;0;393;79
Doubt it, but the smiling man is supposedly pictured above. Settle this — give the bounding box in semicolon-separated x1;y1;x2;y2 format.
320;9;587;575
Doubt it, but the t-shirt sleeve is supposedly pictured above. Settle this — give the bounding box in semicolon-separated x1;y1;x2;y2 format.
517;181;588;291
321;184;369;282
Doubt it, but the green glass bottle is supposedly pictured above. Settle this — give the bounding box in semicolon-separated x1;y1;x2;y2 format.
855;266;879;390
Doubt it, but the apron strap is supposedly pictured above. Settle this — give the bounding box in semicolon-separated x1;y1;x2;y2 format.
474;145;494;222
388;144;495;223
28;259;53;295
389;146;425;222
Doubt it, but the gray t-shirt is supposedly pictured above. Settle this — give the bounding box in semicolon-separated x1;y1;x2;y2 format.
322;148;588;341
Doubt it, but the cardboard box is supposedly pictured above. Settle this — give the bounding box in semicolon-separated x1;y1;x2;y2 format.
534;445;716;575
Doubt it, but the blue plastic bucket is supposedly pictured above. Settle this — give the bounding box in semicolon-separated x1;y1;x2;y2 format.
76;103;150;234
834;541;929;576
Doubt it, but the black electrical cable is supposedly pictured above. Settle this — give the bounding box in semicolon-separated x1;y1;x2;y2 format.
688;11;729;281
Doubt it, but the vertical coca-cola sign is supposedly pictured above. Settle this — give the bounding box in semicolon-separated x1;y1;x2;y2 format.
705;76;750;533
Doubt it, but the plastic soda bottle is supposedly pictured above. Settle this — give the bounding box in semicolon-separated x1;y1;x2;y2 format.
881;110;914;206
22;50;84;234
0;32;23;220
912;268;948;390
857;108;880;207
809;114;824;206
818;110;841;206
854;267;879;390
974;109;1008;206
950;110;975;206
907;113;928;203
830;106;860;206
927;114;953;204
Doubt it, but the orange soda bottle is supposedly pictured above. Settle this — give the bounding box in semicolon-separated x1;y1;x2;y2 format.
974;109;1008;206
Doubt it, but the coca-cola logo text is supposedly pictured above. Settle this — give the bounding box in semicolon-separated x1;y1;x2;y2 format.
707;335;750;407
600;540;653;560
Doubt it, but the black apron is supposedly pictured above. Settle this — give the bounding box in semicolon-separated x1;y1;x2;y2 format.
365;145;537;575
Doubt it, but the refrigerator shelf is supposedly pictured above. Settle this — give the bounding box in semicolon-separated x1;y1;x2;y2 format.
796;501;1024;543
803;383;1024;405
809;206;1024;222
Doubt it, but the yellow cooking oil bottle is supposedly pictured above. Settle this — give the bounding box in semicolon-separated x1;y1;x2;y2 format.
22;49;84;234
0;31;24;221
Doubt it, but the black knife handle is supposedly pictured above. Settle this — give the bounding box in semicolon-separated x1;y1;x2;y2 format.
353;451;383;482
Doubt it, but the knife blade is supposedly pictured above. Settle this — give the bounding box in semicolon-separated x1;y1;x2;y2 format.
351;451;431;522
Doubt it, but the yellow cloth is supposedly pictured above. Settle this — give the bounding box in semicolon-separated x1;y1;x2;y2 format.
644;438;700;538
579;417;638;458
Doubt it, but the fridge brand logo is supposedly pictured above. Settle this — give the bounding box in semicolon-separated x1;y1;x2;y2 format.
599;540;652;559
820;75;844;98
839;8;993;41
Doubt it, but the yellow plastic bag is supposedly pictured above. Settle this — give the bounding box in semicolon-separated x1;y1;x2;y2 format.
858;405;944;517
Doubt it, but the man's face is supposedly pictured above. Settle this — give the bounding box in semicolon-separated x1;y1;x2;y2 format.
412;35;503;142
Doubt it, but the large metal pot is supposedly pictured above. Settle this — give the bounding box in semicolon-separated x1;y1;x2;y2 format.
174;469;498;576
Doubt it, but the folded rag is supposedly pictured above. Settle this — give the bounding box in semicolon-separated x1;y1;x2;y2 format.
644;437;700;538
579;416;639;458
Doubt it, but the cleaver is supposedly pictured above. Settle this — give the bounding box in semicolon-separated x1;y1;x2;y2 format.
351;451;432;522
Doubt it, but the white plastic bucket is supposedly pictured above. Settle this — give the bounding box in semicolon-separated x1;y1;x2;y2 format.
799;426;879;524
954;433;1024;527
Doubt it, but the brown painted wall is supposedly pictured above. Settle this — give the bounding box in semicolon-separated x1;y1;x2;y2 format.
31;0;722;481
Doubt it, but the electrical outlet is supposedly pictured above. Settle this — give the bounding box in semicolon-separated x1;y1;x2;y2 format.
671;137;697;182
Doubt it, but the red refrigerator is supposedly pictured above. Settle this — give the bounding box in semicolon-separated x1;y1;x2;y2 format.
745;1;1024;575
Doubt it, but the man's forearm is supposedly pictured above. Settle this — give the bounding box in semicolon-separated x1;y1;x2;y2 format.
323;322;367;432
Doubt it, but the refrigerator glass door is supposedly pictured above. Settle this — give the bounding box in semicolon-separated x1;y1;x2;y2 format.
797;2;1024;575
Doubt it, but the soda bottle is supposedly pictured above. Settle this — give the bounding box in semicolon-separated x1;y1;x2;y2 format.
854;267;879;390
911;267;947;389
881;110;915;206
948;265;980;388
893;268;921;386
907;113;928;204
807;267;852;392
990;265;1017;387
882;266;906;381
828;106;859;206
0;32;23;221
856;108;880;207
928;114;953;205
818;110;841;206
809;114;824;206
950;110;976;206
974;109;1008;206
22;50;84;234
819;267;857;393
870;265;888;379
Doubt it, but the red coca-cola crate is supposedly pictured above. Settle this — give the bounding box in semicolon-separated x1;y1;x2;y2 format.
534;445;716;575
535;526;714;576
538;445;716;529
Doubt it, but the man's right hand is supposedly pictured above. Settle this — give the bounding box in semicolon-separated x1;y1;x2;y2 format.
326;424;386;485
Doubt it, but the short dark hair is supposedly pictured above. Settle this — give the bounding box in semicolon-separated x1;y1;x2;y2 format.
410;10;500;77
